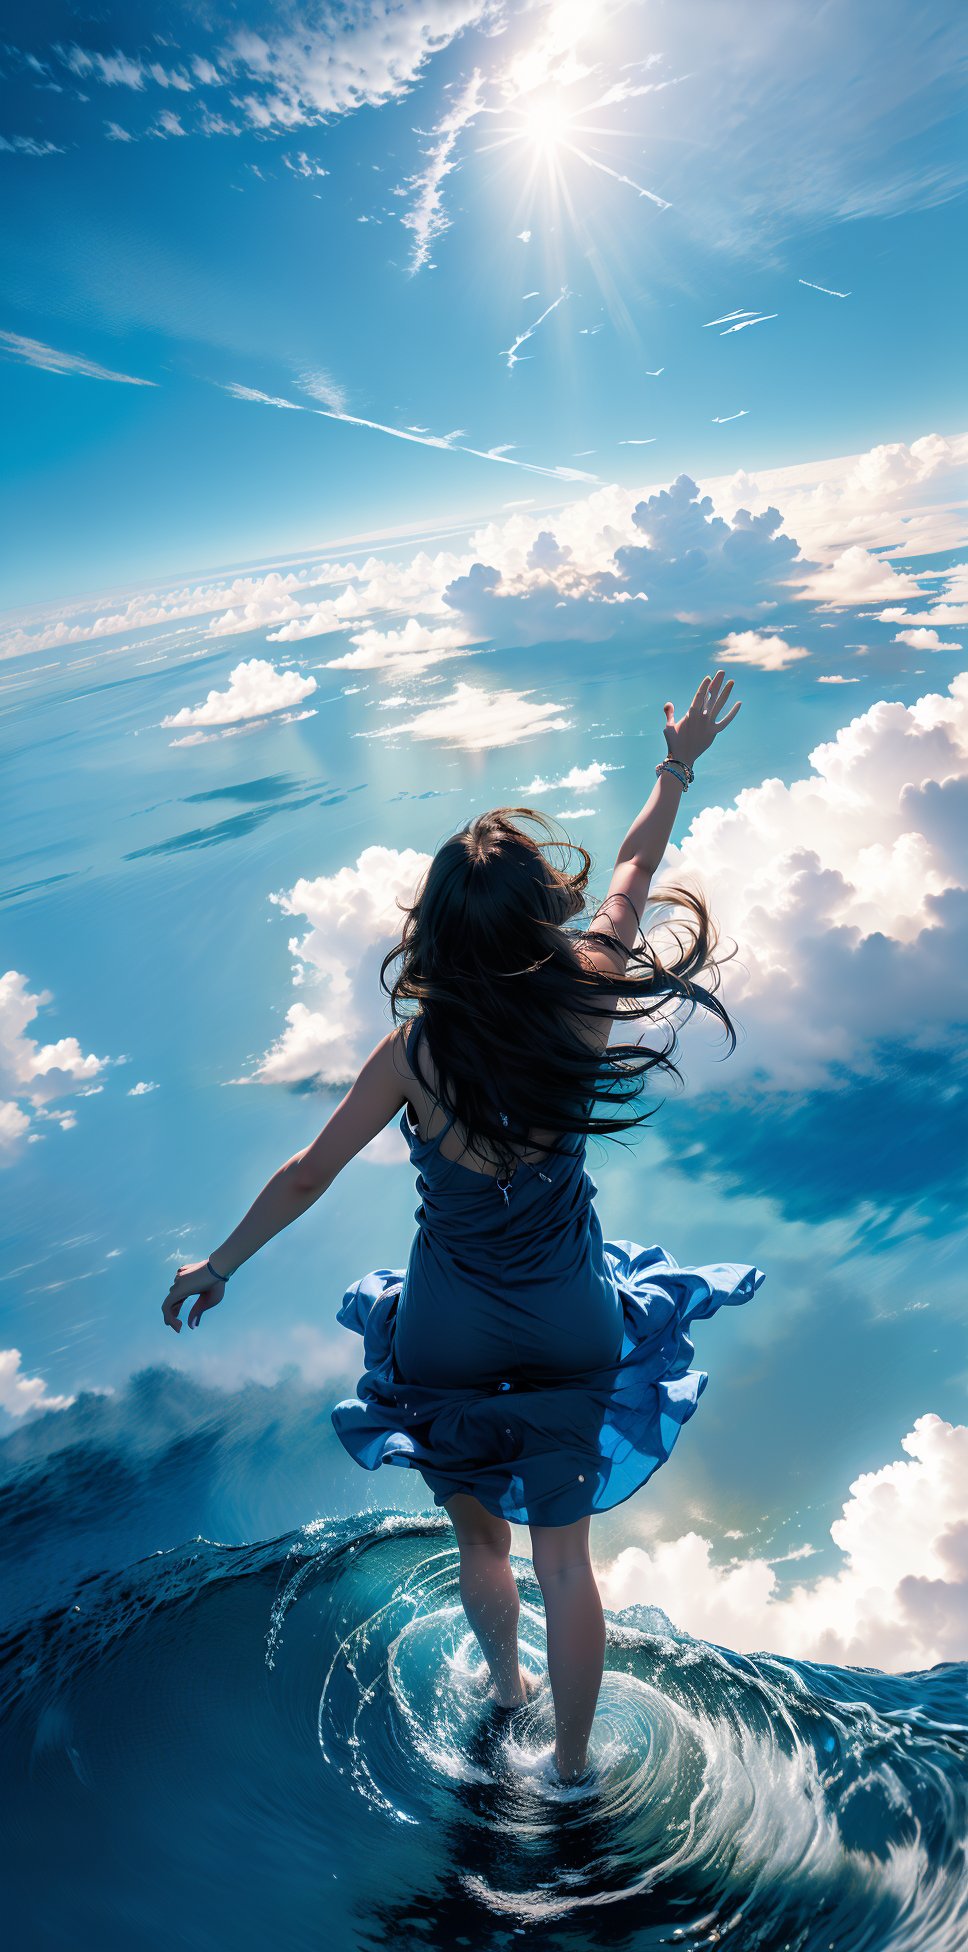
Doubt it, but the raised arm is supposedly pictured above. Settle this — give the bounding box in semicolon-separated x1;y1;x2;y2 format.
578;671;741;1018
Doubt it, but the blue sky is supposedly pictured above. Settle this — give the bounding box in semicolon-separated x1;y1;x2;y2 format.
1;0;967;1669
1;0;966;605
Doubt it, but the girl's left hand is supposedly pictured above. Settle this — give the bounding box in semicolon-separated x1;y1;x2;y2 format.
162;1260;225;1333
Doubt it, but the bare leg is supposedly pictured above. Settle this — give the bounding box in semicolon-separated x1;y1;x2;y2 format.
530;1516;605;1780
445;1493;530;1706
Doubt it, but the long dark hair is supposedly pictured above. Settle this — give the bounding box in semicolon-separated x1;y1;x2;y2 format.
379;806;737;1176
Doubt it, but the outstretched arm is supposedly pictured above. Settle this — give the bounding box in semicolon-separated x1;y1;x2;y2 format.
587;670;741;964
162;1026;409;1333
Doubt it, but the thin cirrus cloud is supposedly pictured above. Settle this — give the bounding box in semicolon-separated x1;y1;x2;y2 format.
397;69;487;274
0;134;64;156
0;331;156;387
213;375;599;483
500;287;572;371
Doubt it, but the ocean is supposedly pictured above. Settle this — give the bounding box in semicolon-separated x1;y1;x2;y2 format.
1;1414;965;1950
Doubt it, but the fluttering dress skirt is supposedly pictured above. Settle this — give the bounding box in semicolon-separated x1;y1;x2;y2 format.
331;1090;765;1530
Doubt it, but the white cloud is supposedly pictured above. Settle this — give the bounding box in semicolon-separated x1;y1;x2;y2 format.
322;618;481;671
296;368;349;411
223;2;496;131
10;432;965;674
893;626;963;652
0;330;156;387
160;657;317;729
397;68;486;272
0;134;64;156
521;760;615;794
147;63;193;93
219;381;303;410
440;473;805;646
656;672;968;1093
799;545;923;608
240;845;432;1091
151;109;187;138
261;585;375;642
715;432;968;564
192;56;223;86
0;971;113;1161
718;629;809;671
127;1080;158;1096
57;43;145;89
0;566;347;662
598;1415;968;1670
0;1348;74;1418
366;678;573;751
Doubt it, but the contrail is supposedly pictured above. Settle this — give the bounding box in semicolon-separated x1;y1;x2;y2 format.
799;277;851;298
313;400;599;482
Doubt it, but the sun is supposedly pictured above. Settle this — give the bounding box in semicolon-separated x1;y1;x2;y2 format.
521;93;574;154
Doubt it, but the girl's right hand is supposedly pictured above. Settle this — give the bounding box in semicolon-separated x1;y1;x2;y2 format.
663;670;741;767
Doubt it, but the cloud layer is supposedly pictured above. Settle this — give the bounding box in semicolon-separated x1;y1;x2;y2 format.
598;1414;968;1671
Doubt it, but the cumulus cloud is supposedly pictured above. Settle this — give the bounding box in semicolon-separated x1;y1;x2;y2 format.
521;760;617;795
240;845;433;1093
160;657;317;731
716;433;968;564
653;671;968;1095
439;474;806;647
262;585;378;642
8;432;964;673
0;970;114;1161
598;1414;968;1671
0;1349;74;1418
800;545;924;608
893;626;963;652
322;618;482;672
718;629;809;671
365;678;573;751
207;574;365;639
0;565;342;662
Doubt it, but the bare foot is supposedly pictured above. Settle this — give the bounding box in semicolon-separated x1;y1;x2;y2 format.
487;1667;543;1709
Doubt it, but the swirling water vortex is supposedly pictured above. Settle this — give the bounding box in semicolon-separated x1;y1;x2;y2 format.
2;1512;966;1949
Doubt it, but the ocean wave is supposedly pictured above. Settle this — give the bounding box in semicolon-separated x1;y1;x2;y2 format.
2;1512;966;1949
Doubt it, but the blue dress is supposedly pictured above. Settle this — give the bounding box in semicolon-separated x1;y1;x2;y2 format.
331;1016;765;1528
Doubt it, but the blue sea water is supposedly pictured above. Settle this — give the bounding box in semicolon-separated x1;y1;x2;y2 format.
2;550;967;1949
1;1420;966;1951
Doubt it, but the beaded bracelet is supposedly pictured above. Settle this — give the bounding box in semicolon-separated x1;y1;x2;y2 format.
206;1256;231;1284
656;755;694;789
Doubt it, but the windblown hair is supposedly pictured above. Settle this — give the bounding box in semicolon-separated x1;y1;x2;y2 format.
379;807;737;1177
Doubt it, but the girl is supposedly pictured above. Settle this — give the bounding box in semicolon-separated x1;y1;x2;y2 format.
163;671;764;1785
